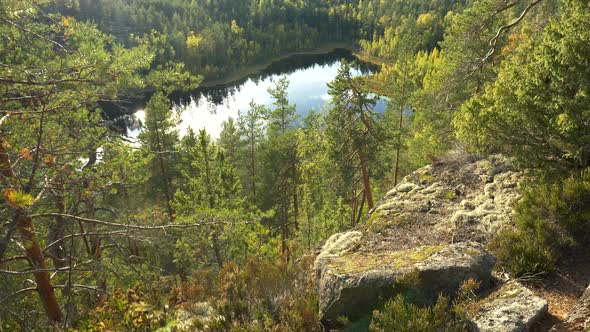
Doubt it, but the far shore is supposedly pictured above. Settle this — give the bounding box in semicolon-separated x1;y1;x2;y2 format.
200;42;366;88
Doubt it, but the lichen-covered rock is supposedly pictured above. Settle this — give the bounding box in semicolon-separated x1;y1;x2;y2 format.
470;281;548;332
314;231;362;278
174;302;223;331
367;154;523;250
550;284;590;331
314;153;525;326
315;241;495;324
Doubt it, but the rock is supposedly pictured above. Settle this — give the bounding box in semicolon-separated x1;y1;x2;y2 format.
471;281;548;332
314;231;362;275
314;153;525;327
367;153;523;249
550;284;590;331
174;302;223;331
315;241;495;325
397;182;418;193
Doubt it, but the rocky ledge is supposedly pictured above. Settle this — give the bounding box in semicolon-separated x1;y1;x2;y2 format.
471;281;548;331
314;154;552;330
315;240;495;324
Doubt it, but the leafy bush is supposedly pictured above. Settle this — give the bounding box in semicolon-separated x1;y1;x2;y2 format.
489;227;557;277
185;256;320;331
490;170;590;276
370;295;450;331
77;286;174;331
369;279;478;332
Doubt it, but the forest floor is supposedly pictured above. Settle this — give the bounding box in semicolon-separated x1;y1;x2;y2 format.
528;247;590;331
200;42;355;87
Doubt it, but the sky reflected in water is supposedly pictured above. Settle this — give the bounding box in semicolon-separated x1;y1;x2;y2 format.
133;50;384;138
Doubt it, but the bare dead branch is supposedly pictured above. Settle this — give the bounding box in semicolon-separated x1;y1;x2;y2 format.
0;284;107;305
43;230;129;253
0;287;38;305
483;0;543;63
32;213;255;230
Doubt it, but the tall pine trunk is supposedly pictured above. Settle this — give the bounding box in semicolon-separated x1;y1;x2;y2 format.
359;151;374;210
1;139;62;324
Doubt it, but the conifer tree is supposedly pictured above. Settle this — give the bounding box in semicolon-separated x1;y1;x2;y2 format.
326;61;380;215
139;92;180;223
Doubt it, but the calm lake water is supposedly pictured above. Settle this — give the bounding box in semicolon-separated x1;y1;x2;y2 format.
131;48;384;138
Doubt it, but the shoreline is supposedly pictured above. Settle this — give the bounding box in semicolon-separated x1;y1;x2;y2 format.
351;51;390;67
199;42;356;88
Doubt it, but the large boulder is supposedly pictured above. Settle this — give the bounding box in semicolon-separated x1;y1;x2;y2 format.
314;154;525;326
315;241;495;324
550;284;590;331
470;281;548;332
369;154;523;248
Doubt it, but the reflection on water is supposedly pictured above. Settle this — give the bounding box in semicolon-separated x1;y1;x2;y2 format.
132;48;384;138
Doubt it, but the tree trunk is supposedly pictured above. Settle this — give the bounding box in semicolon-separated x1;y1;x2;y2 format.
394;73;407;187
1;138;62;323
154;121;175;223
212;231;224;268
359;152;374;210
47;176;67;268
250;137;256;199
291;158;299;231
85;181;102;260
355;192;366;226
16;210;63;324
394;107;404;186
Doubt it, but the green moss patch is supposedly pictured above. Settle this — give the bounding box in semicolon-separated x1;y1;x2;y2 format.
328;245;448;274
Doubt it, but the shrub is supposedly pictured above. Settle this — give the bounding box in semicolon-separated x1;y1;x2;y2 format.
489;227;557;277
490;169;590;277
369;295;466;332
369;279;478;332
210;256;320;331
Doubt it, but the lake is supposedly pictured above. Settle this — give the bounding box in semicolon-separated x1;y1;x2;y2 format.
130;48;384;139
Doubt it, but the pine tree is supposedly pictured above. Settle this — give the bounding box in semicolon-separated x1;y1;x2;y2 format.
456;0;590;171
139;92;180;223
261;77;299;258
238;101;266;202
326;61;381;219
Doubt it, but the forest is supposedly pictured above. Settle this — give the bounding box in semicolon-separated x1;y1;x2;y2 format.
1;0;590;331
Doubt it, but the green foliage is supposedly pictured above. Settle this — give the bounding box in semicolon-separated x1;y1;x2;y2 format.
326;61;382;210
490;169;590;276
296;111;353;249
237;102;266;203
186;257;320;331
77;286;174;331
49;0;466;80
456;0;590;171
369;278;479;332
369;295;465;332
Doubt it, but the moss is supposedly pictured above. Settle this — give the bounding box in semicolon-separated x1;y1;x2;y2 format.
319;231;363;258
367;214;410;234
329;245;447;274
419;174;437;185
470;282;525;315
464;248;481;257
443;190;457;200
367;212;384;225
